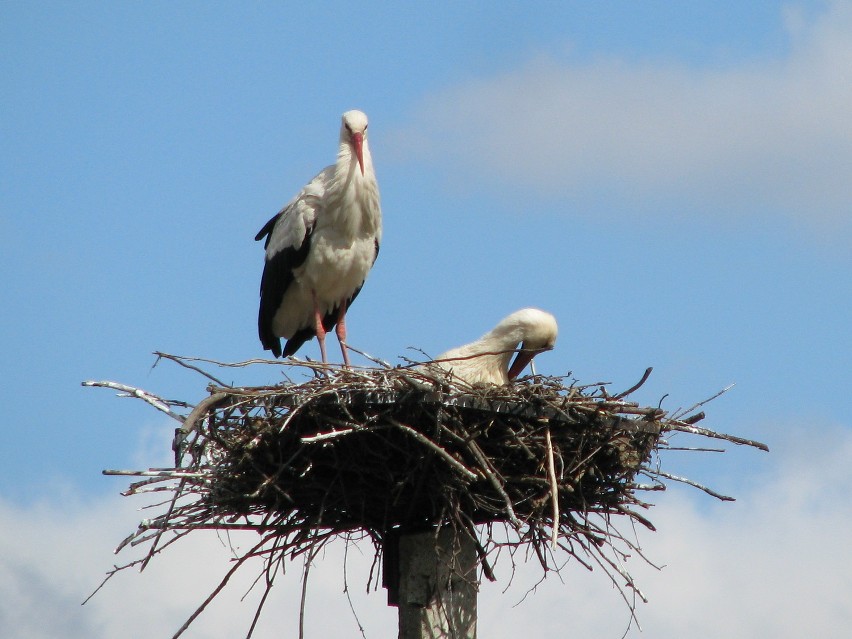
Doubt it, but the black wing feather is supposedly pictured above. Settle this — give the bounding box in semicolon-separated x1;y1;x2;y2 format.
256;215;313;357
282;326;314;358
254;213;279;246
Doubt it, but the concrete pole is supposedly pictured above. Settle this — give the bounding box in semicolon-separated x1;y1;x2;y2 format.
396;528;478;639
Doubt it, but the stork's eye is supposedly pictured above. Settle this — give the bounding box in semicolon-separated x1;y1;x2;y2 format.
364;123;368;130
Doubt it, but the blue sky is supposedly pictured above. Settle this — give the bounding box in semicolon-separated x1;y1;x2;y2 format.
1;2;850;638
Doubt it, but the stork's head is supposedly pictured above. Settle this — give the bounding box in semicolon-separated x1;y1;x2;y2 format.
341;110;369;175
503;308;559;380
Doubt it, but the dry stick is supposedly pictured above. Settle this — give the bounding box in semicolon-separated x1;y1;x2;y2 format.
613;505;656;531
612;367;653;400
82;380;185;423
171;534;274;639
83;561;135;606
300;426;360;443
103;469;209;478
594;404;663;417
298;545;322;639
466;440;522;528
681;411;705;425
245;587;273;639
244;561;278;639
580;521;646;612
666;422;769;451
159;351;347;376
671;383;735;420
647;469;735;501
404;347;525;368
342;538;369;639
175;393;230;462
176;393;227;460
140;477;188;571
122;484;179;496
456;512;497;582
153;351;230;387
588;542;644;638
156;353;290;368
544;428;559;549
344;344;392;369
387;418;479;481
86;534;195;603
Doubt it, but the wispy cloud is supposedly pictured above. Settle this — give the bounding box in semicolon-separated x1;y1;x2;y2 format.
393;2;852;238
1;423;850;638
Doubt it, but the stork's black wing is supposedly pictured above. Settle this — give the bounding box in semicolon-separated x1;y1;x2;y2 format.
256;209;314;357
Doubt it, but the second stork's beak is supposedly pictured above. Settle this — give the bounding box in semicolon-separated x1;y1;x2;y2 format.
352;131;364;175
508;349;536;380
507;343;552;380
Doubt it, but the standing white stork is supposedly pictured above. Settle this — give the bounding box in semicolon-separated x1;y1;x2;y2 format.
255;110;382;366
423;308;558;386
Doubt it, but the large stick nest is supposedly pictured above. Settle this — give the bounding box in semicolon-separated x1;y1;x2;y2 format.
85;354;767;637
180;372;660;534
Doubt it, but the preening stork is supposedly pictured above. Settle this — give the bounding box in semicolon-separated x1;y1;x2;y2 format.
255;110;382;366
425;308;558;386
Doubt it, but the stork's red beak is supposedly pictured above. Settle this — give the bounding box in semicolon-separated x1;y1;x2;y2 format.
508;349;537;380
352;132;364;175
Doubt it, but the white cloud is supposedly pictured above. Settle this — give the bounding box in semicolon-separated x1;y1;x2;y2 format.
0;491;396;638
393;2;852;238
480;423;852;638
1;423;850;638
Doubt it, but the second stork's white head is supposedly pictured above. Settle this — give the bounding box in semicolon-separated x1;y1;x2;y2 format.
431;308;559;386
340;110;369;176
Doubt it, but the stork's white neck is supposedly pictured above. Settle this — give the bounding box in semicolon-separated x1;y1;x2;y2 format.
319;140;381;240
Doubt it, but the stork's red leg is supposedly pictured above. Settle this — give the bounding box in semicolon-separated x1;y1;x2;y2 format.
311;290;328;364
335;299;351;368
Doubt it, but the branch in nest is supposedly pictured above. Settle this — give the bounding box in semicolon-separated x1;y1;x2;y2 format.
82;380;185;423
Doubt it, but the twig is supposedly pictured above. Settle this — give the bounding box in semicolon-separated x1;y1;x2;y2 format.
344;344;392;369
342;538;369;639
671;384;735;420
300;427;360;443
153;351;230;387
466;440;522;528
299;545;321;639
171;535;273;639
545;428;559;549
666;422;769;451
103;469;209;479
82;380;185;423
387;418;478;481
613;367;653;400
644;470;735;501
681;411;705;425
173;391;231;464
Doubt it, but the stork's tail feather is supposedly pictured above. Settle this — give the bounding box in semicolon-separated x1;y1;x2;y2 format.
258;313;283;358
283;328;315;358
261;334;283;358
